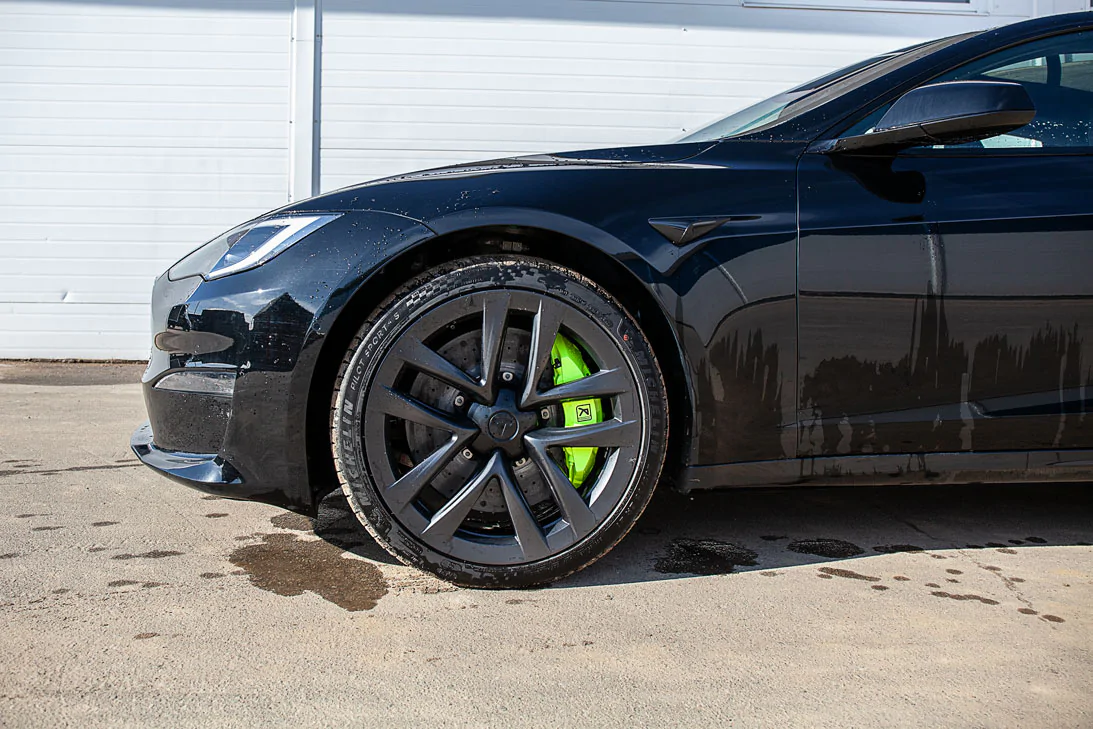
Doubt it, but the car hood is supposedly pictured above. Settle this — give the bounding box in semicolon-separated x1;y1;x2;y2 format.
279;141;718;214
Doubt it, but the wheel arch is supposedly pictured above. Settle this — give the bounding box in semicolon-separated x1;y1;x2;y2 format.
304;222;695;504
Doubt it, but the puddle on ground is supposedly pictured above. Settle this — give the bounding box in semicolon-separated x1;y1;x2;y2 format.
930;591;999;605
818;566;880;582
112;550;184;560
229;532;387;611
653;538;758;576
787;538;864;559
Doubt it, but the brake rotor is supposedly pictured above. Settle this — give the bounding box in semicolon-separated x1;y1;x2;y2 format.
403;327;557;526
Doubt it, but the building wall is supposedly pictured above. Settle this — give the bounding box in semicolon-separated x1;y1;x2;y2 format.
0;0;1080;359
0;0;292;358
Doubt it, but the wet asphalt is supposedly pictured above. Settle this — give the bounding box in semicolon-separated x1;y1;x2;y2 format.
0;361;1090;727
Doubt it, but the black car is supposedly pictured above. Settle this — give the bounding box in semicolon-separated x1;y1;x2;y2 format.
133;12;1093;587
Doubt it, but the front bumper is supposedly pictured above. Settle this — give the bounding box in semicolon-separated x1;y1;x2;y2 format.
131;421;243;492
132;242;322;513
131;209;438;514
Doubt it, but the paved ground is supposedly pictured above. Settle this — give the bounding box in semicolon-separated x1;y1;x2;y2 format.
0;361;1090;728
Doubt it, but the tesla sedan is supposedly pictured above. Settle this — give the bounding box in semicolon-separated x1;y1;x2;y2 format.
133;12;1093;587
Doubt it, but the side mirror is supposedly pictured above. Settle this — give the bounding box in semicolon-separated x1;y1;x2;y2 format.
823;80;1036;154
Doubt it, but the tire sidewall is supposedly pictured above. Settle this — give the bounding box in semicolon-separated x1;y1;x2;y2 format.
334;256;666;587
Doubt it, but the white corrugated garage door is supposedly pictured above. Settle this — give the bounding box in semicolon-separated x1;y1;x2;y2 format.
0;0;291;359
318;1;949;191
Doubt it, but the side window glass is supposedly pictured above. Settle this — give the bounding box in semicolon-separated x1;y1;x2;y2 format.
843;31;1093;149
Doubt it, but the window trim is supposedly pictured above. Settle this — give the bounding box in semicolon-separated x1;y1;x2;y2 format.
743;0;987;16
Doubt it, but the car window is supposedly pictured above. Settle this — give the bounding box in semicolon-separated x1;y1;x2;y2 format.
843;30;1093;149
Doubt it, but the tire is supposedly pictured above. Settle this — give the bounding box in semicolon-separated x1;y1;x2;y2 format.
331;255;667;588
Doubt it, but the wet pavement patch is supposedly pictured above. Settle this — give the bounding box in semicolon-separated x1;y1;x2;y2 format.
0;553;18;559
1041;614;1065;623
92;521;119;527
229;532;387;612
873;544;924;554
112;550;184;560
205;513;229;519
0;361;145;386
818;566;880;582
31;526;63;532
107;580;141;587
134;632;159;640
930;591;999;605
788;538;864;559
653;538;758;576
200;572;226;579
270;512;314;532
1025;536;1047;544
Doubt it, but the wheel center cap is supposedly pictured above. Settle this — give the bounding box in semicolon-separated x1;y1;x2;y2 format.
487;411;519;441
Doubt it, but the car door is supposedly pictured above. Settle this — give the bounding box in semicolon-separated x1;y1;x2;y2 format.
797;30;1093;459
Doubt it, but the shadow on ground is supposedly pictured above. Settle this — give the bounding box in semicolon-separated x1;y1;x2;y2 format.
289;481;1093;589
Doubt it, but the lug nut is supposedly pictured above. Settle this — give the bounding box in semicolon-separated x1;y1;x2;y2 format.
501;371;514;382
454;394;465;407
515;457;529;467
461;448;474;460
540;408;551;420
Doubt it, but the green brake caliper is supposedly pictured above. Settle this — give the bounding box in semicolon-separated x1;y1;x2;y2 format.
550;334;602;488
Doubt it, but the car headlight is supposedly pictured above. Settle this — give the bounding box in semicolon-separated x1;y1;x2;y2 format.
168;213;342;281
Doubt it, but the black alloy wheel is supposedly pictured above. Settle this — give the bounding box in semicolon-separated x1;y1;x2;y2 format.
332;256;667;588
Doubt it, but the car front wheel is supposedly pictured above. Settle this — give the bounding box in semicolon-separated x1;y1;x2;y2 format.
332;255;667;588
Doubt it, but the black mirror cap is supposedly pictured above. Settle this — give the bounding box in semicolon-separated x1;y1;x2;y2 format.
822;80;1036;154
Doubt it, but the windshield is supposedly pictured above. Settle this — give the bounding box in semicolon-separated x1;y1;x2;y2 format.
676;32;978;142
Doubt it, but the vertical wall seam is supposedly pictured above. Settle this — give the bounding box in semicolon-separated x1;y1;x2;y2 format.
289;0;320;202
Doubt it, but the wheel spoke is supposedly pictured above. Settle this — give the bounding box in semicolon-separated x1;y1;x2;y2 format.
519;298;564;410
526;445;598;538
480;292;511;402
384;435;473;514
522;367;629;409
422;451;501;542
394;336;483;398
526;419;639;449
374;385;476;436
497;457;550;560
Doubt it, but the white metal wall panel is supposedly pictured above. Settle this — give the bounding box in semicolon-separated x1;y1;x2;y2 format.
0;0;291;358
320;0;1031;191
